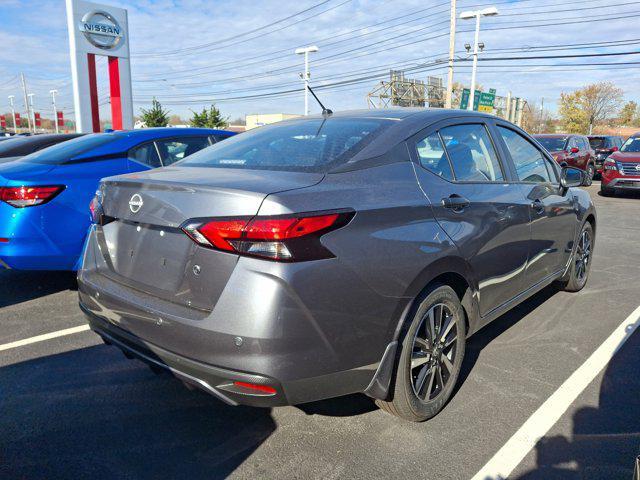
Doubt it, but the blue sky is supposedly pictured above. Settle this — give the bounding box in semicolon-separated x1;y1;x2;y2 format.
1;0;639;123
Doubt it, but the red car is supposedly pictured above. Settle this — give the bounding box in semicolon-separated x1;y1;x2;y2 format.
601;132;640;196
533;134;596;185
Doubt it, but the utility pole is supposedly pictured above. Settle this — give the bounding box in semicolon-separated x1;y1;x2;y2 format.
539;97;544;133
8;95;17;134
295;46;319;116
445;0;456;109
27;93;35;133
460;7;498;111
50;89;59;134
20;73;32;133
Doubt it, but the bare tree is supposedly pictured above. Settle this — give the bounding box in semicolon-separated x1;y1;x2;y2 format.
580;82;624;134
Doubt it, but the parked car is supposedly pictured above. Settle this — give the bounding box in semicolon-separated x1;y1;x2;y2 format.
600;132;640;196
78;110;595;422
0;128;234;270
533;134;596;185
587;135;624;175
0;133;84;164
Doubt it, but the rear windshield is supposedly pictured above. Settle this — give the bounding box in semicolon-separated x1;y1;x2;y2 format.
0;136;46;157
178;118;390;172
21;134;116;164
588;137;607;149
535;136;567;152
621;137;640;153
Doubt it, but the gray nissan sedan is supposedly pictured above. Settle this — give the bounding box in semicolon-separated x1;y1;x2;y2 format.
78;109;595;422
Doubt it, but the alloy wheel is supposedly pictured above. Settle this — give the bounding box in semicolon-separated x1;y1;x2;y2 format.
410;303;458;402
575;228;592;282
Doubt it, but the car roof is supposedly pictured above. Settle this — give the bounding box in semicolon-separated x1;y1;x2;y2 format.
533;134;571;138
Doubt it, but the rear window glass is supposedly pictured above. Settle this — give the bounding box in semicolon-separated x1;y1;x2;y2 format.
21;134;116;164
0;136;52;157
178;118;390;172
588;137;607;149
535;136;567;152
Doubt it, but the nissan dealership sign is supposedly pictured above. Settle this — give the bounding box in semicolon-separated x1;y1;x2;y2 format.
66;0;133;132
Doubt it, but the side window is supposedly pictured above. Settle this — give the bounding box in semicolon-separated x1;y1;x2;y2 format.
128;142;162;168
439;124;504;182
581;137;590;150
155;137;210;166
498;126;554;183
210;134;231;143
415;132;453;181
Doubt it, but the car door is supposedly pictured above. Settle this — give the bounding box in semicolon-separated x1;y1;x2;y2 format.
494;123;577;287
410;119;531;317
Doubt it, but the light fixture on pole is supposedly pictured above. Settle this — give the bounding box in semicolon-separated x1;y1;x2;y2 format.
295;45;319;116
50;90;59;134
8;95;17;134
459;6;498;111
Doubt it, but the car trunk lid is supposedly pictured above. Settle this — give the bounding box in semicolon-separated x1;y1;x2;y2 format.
95;167;323;310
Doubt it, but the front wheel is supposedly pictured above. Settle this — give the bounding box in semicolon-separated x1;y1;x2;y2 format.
558;222;594;292
376;285;466;422
583;164;595;186
600;183;614;197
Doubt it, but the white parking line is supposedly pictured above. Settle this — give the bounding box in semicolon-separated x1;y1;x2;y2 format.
0;325;90;352
471;304;640;480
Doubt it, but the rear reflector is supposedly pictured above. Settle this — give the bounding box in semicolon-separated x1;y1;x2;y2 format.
0;238;9;243
233;381;277;395
0;185;65;208
182;211;353;262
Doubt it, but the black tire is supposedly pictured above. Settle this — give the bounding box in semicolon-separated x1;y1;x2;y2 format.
600;183;614;197
558;222;594;292
376;285;466;422
583;164;595;186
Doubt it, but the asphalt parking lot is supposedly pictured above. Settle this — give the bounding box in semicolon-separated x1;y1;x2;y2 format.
1;183;639;480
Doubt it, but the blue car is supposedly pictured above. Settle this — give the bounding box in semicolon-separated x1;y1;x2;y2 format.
0;128;235;271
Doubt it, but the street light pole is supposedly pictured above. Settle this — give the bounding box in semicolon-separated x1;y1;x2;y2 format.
295;45;319;116
8;95;17;134
460;6;498;112
50;89;59;134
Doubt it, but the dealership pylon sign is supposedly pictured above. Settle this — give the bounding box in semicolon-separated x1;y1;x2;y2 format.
66;0;133;132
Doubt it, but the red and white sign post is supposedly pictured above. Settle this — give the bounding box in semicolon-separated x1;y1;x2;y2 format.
66;0;133;133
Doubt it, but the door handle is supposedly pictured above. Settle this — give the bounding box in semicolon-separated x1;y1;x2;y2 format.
530;199;545;214
442;194;470;211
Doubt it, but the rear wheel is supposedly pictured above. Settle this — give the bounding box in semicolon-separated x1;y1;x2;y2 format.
376;285;466;422
558;222;594;292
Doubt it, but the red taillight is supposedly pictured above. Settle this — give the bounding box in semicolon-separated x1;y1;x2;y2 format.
233;381;277;395
182;211;352;261
0;185;65;208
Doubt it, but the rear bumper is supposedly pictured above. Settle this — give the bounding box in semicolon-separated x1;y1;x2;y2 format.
0;202;85;271
83;305;288;407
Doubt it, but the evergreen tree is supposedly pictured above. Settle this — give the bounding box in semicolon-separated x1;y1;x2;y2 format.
189;104;228;128
140;98;170;127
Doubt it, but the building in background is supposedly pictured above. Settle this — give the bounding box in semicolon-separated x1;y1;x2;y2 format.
245;113;300;130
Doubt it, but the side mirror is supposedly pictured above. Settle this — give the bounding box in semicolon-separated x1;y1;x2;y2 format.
561;166;584;188
570;147;580;154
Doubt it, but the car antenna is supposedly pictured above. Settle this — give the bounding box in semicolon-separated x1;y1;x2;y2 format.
306;85;333;116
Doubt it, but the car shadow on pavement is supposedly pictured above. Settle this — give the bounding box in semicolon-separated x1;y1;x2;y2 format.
455;285;559;397
0;270;77;308
0;344;276;480
513;324;640;479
